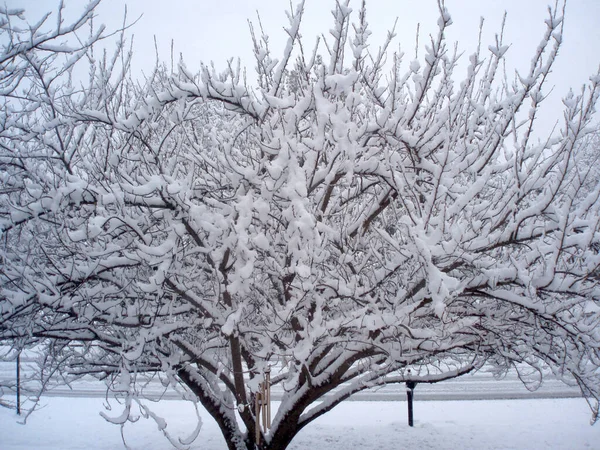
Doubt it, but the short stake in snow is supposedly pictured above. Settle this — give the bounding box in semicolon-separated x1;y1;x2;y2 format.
406;380;417;427
16;352;20;416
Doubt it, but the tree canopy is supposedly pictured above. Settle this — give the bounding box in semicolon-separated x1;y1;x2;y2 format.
1;1;599;449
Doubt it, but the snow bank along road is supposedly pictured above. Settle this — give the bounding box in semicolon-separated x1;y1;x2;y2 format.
0;360;581;401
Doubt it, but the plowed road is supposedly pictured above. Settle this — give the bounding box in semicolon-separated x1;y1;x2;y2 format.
0;361;582;401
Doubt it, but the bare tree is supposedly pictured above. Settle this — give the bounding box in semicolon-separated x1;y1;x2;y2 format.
1;1;600;449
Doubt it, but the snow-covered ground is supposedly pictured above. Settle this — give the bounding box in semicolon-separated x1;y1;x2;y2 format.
1;397;599;449
0;358;595;448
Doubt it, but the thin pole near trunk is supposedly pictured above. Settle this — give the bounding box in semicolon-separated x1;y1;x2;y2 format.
265;369;271;428
255;369;272;447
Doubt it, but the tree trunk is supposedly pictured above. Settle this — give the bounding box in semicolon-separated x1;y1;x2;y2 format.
178;367;247;450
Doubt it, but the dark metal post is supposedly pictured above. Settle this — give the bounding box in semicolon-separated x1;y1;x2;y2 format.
406;380;416;427
16;353;21;415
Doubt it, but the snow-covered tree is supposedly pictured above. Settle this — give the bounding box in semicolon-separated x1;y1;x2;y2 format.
2;1;600;448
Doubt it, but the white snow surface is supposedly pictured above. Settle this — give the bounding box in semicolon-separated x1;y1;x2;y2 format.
1;397;599;449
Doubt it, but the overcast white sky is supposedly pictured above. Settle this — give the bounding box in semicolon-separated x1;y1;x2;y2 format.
8;0;600;133
107;1;600;86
